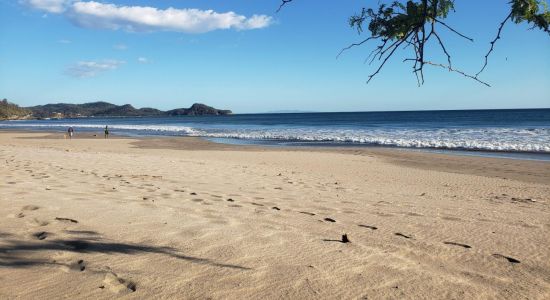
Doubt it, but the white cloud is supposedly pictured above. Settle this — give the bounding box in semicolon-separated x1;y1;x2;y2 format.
58;39;71;44
65;59;124;78
137;57;148;64
23;1;272;33
68;2;272;33
20;0;73;14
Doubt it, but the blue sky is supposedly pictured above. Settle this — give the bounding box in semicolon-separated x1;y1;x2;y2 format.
0;0;549;113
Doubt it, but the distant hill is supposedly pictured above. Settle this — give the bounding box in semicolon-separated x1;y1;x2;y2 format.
0;99;31;120
166;103;232;116
3;101;231;119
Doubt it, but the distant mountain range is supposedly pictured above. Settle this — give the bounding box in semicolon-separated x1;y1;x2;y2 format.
0;99;231;120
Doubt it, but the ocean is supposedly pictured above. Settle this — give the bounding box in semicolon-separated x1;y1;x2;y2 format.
2;108;549;160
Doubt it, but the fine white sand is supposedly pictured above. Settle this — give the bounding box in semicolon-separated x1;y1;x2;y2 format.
1;131;549;299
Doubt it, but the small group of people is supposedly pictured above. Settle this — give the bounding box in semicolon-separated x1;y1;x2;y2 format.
67;125;110;139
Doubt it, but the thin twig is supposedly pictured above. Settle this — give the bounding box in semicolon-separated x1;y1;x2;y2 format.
425;61;491;87
277;0;293;12
476;11;513;77
337;36;381;59
432;31;452;69
435;19;474;42
367;32;412;83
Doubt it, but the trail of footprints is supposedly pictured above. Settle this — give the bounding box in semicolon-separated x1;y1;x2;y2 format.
175;189;521;265
4;154;523;297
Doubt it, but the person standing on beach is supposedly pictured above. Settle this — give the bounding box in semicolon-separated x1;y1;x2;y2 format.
104;125;109;139
68;127;74;139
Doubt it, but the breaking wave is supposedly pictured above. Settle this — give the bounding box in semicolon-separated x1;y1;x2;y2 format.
2;122;549;153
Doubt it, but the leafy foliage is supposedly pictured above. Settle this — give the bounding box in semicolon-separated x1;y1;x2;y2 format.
510;0;550;31
279;0;550;86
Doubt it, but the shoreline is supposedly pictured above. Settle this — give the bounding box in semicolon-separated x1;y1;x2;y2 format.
2;129;549;185
2;125;550;158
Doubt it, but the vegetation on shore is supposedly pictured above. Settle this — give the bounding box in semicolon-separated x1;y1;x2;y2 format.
0;99;31;120
0;100;232;120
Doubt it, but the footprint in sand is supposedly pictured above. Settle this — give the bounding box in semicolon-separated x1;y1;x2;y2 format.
440;216;463;222
58;259;87;272
22;205;40;211
492;253;520;264
394;233;412;239
52;252;86;271
359;225;378;230
251;202;264;207
443;241;471;249
31;218;49;226
227;198;235;202
55;217;79;224
374;212;394;217
102;272;137;294
324;218;336;223
299;211;316;216
33;231;49;240
73;259;86;271
272;207;281;210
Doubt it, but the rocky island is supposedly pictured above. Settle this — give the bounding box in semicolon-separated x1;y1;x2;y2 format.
0;99;232;120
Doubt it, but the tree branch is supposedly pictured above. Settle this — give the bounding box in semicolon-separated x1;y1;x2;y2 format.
337;36;381;59
425;61;491;87
476;11;513;77
277;0;293;12
367;32;413;83
434;19;474;42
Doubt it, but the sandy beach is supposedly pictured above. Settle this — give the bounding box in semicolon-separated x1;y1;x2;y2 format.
1;130;549;299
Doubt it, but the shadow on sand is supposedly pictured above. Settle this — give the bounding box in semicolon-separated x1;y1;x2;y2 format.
0;232;250;270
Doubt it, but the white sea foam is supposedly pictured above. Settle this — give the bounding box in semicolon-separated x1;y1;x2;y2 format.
1;123;197;134
193;127;550;152
2;122;549;153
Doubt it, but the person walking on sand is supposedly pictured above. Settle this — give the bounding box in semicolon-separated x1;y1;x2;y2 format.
68;127;74;139
104;125;109;139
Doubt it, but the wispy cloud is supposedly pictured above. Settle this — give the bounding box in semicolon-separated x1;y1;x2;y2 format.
20;0;73;14
65;59;124;78
57;39;71;44
137;57;148;64
22;1;273;33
